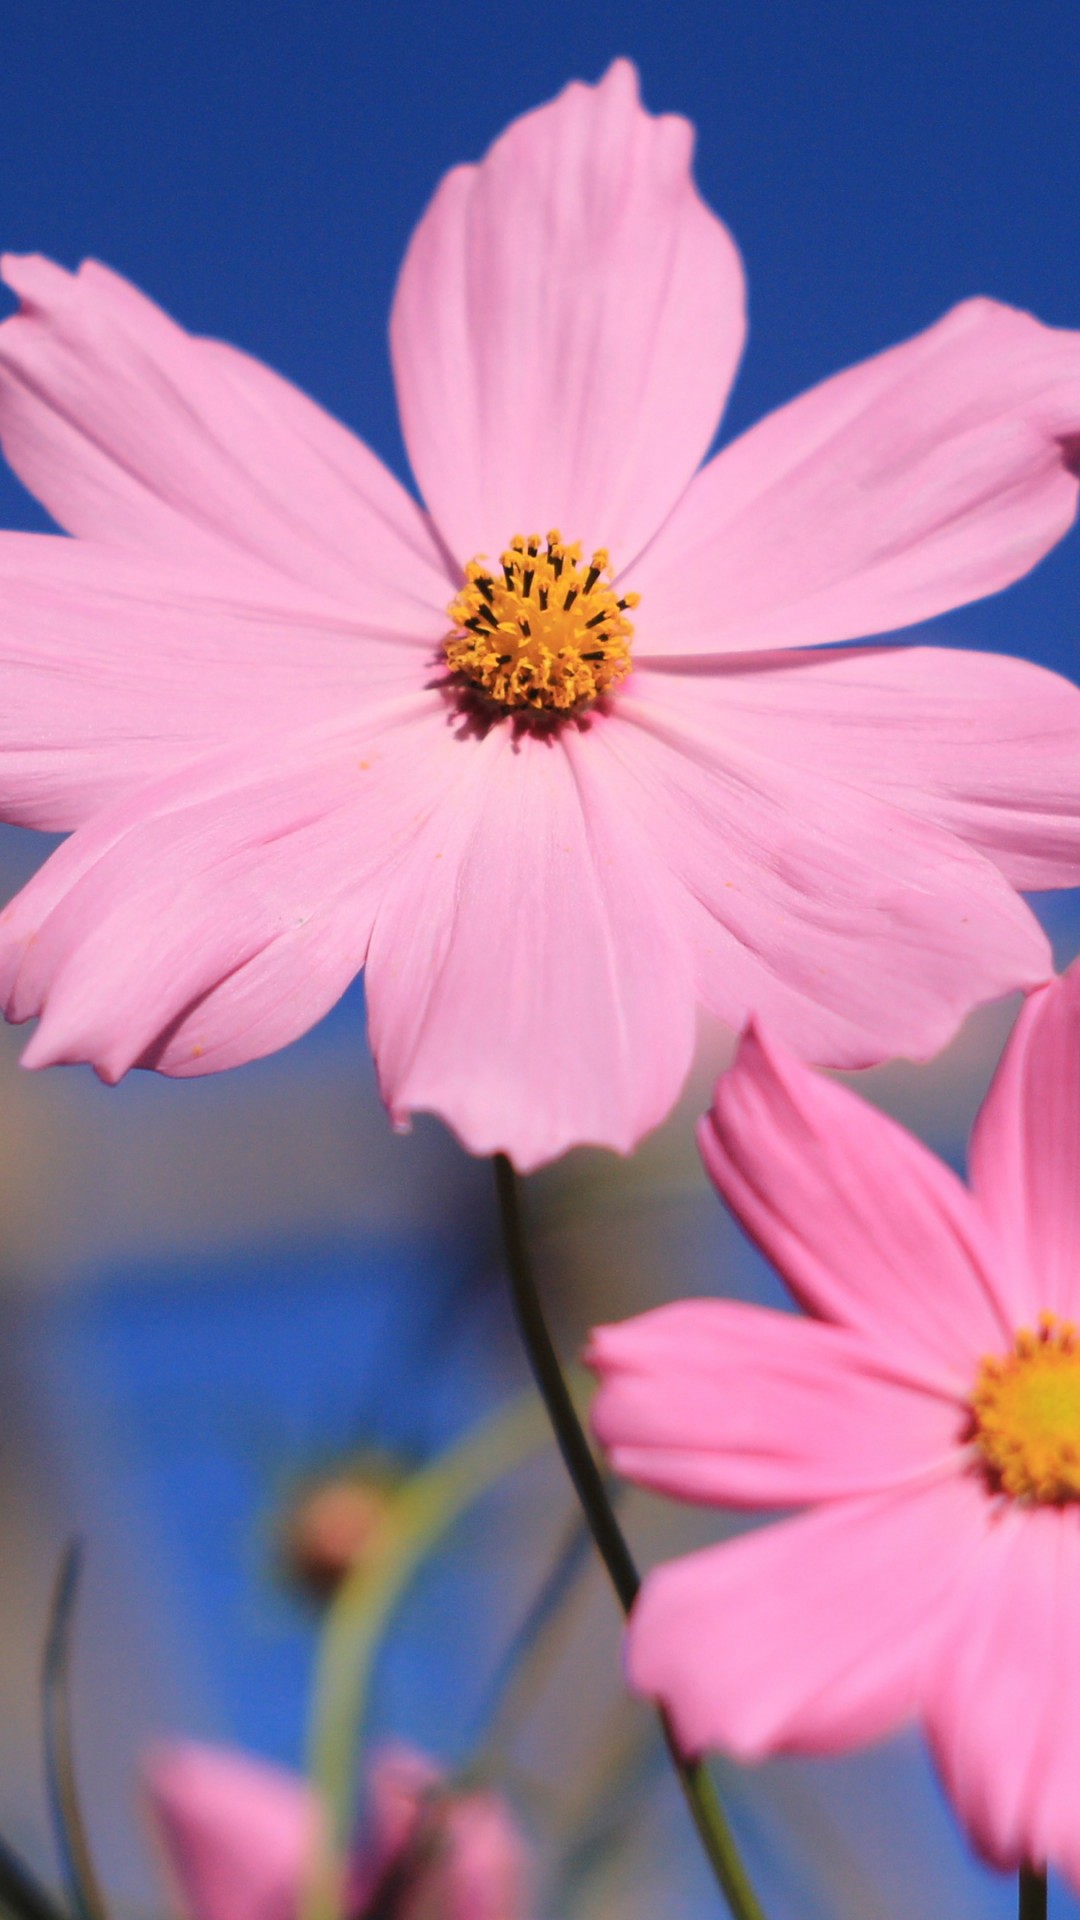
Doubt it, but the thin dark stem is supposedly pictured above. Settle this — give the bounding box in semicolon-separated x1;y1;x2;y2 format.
493;1156;637;1607
41;1546;110;1920
1020;1865;1047;1920
492;1155;767;1920
0;1833;70;1920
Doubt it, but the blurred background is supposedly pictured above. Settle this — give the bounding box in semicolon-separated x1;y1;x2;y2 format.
0;2;1078;1916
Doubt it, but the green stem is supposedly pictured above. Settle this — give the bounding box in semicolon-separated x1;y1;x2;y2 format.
300;1391;555;1920
492;1155;767;1920
1020;1866;1047;1920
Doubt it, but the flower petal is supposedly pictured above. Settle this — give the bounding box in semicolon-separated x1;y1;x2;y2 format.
362;1745;531;1920
390;59;744;572
627;1475;982;1761
364;719;697;1171
628;298;1080;655
924;1505;1080;1885
700;1027;1012;1382
0;532;430;829
0;697;455;1080
144;1741;315;1920
589;1298;963;1509
0;254;453;626
969;965;1080;1324
593;677;1052;1070
646;644;1080;889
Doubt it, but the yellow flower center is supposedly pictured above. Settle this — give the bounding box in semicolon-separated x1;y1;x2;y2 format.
971;1314;1080;1502
445;531;636;713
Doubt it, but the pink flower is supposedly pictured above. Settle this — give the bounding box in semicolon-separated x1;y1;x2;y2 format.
589;973;1080;1884
2;63;1080;1169
144;1739;532;1920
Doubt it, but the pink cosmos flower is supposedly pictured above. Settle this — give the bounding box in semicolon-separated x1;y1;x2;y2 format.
2;63;1080;1169
589;970;1080;1885
145;1738;531;1920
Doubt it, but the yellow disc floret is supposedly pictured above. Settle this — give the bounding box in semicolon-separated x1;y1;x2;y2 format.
445;531;636;713
971;1314;1080;1502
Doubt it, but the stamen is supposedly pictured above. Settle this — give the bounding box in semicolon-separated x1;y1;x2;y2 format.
445;532;635;714
971;1313;1080;1503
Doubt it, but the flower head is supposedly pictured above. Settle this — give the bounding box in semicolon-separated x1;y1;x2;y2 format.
589;964;1080;1885
3;63;1080;1166
145;1739;531;1920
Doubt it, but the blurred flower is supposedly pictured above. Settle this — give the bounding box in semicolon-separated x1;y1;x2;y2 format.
146;1738;532;1920
589;972;1080;1888
281;1466;401;1601
2;63;1080;1167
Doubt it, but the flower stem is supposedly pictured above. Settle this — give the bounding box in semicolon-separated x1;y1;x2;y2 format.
492;1154;767;1920
1020;1866;1047;1920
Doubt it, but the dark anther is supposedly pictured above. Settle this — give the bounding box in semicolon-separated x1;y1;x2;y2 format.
503;562;515;589
520;618;531;636
464;618;487;634
584;565;601;592
538;586;549;609
522;570;534;598
476;577;495;603
563;589;579;611
478;604;500;628
582;650;605;661
584;610;608;629
617;597;631;611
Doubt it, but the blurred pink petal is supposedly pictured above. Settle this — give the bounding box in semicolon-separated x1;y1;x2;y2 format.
925;1507;1080;1882
628;1477;985;1761
629;297;1080;655
594;678;1051;1067
593;982;1080;1886
361;1744;532;1920
2;65;1080;1164
588;1298;963;1508
146;1740;531;1920
391;59;744;570
145;1741;316;1920
700;1025;1013;1379
969;963;1080;1323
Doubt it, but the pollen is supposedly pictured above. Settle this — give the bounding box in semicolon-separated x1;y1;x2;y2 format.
445;531;636;713
971;1314;1080;1502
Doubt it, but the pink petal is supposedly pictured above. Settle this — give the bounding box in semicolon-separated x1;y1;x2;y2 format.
364;719;697;1171
0;532;430;830
144;1741;316;1920
435;1794;532;1920
592;679;1052;1070
700;1027;1013;1384
627;1474;983;1761
390;59;744;572
969;965;1080;1323
363;1743;441;1869
647;644;1080;890
0;697;455;1080
628;298;1080;655
359;1746;532;1920
924;1505;1080;1886
588;1298;963;1509
0;254;454;626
